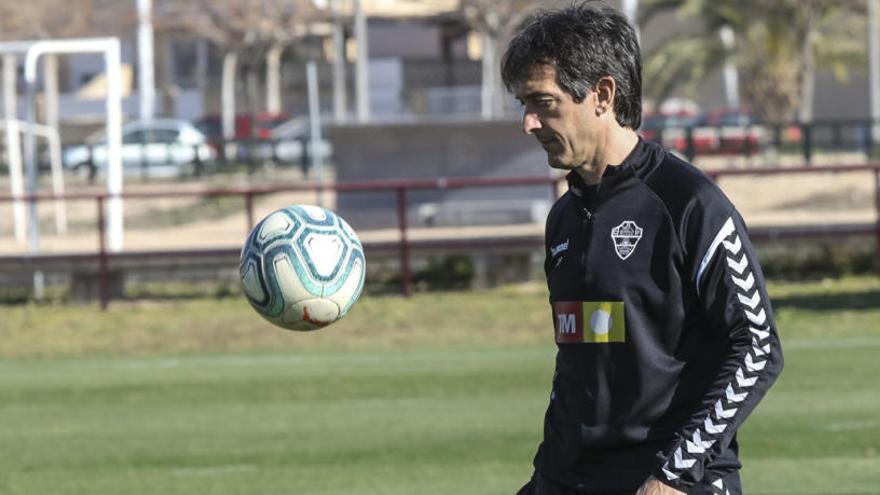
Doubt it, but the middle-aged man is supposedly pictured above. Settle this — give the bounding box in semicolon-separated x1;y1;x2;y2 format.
500;2;783;494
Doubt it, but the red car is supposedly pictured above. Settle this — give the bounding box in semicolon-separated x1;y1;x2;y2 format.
195;112;291;142
640;111;717;156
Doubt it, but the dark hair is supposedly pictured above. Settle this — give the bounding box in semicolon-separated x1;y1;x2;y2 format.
501;1;642;129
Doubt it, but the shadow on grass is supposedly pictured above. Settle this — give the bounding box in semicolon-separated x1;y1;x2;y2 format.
771;289;880;312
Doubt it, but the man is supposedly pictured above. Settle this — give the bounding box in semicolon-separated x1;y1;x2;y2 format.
500;3;783;494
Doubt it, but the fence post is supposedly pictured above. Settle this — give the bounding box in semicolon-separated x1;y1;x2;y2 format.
396;187;412;297
97;195;110;310
773;124;783;151
875;168;880;275
140;136;148;180
801;122;813;164
244;191;255;232
685;126;695;161
193;144;204;176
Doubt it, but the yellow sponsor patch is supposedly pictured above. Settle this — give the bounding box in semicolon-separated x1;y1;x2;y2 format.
552;301;626;344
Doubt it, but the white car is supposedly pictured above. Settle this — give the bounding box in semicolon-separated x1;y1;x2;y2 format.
64;119;216;179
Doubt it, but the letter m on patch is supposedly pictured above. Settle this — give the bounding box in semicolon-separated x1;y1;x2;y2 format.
552;302;583;343
557;314;576;334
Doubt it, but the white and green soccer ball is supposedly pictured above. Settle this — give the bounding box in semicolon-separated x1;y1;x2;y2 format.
239;205;366;331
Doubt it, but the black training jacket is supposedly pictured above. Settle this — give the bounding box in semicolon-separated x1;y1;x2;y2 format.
534;138;783;493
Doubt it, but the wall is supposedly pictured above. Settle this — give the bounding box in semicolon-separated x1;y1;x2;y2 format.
326;117;556;230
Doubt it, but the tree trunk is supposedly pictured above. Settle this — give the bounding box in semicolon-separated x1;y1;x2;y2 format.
42;55;67;235
797;3;816;123
354;0;370;122
158;35;175;117
332;12;347;122
266;43;284;114
719;25;740;109
222;51;238;158
480;29;496;120
246;66;260;137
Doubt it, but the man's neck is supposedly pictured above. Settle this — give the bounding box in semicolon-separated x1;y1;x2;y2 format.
576;126;640;185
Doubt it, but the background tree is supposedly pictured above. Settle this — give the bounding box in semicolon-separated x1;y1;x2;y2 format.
640;0;866;122
459;0;540;119
166;0;323;140
0;0;111;41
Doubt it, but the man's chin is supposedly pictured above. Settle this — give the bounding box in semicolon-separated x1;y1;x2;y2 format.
546;154;574;170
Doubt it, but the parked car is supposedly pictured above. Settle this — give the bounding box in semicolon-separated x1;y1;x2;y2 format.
194;112;315;164
640;111;717;155
64;119;216;179
699;108;763;154
194;112;291;142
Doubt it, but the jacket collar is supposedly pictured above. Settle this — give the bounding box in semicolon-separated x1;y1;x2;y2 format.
566;136;647;196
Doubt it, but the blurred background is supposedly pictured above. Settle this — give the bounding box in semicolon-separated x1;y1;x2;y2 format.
0;0;878;300
0;1;878;494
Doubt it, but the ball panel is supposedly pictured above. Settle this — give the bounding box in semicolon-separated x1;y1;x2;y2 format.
296;227;349;283
301;231;346;278
285;298;341;329
327;256;365;317
323;248;365;298
292;205;335;226
258;211;293;241
272;251;316;303
240;259;267;304
337;217;362;248
252;210;301;250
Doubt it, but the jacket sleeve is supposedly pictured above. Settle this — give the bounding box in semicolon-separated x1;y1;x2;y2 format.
653;209;784;490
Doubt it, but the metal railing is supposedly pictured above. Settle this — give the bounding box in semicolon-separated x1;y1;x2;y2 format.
0;163;879;308
61;136;323;182
643;119;880;162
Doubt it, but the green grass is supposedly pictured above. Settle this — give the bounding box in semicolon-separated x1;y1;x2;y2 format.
0;277;878;494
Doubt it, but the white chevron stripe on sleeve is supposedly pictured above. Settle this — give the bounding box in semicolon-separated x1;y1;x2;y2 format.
725;384;747;403
752;340;771;357
737;290;761;309
745;308;767;326
745;352;768;372
686;439;706;454
696;217;736;294
731;272;755;291
736;367;758;388
704;416;728;434
684;216;778;481
726;254;749;274
693;429;715;449
714;399;737;419
722;235;742;254
662;464;680;481
674;447;696;469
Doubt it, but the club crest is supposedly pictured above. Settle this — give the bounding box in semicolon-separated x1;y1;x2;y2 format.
611;220;643;260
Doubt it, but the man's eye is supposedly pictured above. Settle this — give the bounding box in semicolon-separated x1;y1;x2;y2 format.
537;99;554;108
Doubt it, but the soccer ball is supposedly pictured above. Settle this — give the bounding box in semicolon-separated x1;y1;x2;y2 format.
239;205;366;331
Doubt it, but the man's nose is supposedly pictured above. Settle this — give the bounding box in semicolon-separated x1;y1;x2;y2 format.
522;112;542;135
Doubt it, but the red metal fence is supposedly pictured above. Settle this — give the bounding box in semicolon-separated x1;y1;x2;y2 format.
1;163;879;308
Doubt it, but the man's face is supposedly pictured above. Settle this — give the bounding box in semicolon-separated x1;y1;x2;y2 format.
513;64;601;171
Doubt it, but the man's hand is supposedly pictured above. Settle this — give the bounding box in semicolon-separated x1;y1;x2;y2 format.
634;477;686;495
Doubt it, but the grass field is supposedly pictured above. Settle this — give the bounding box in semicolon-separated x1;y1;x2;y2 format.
1;277;878;494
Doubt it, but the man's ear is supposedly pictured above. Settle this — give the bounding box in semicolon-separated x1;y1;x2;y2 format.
594;76;616;117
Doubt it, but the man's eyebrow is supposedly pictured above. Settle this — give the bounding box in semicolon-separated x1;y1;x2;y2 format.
518;91;555;100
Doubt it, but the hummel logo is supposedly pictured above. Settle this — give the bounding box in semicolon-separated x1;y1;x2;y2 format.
551;239;569;257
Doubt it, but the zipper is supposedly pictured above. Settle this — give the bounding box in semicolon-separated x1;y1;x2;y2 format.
579;205;594;293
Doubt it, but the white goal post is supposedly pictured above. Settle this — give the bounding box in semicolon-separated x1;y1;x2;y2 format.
1;37;124;254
